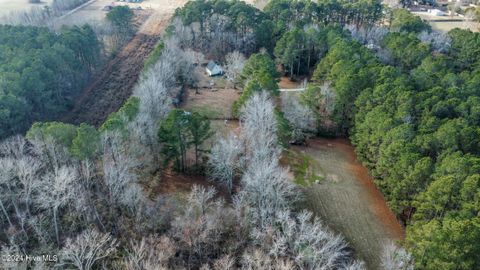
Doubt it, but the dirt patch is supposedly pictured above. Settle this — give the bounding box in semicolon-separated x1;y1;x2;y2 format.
278;76;304;89
292;138;404;270
149;168;232;202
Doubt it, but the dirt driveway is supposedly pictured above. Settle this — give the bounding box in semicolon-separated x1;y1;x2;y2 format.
293;138;404;270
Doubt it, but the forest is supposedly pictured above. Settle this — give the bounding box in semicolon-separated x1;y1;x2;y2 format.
0;24;100;139
0;0;479;269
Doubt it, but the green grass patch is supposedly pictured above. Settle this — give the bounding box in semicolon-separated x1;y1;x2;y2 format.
284;150;324;186
187;106;224;119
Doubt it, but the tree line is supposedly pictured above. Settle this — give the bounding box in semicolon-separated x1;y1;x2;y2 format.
0;24;101;140
301;10;480;270
0;6;138;140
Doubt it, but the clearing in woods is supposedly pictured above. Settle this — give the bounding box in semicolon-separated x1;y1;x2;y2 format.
291;138;405;270
63;0;188;126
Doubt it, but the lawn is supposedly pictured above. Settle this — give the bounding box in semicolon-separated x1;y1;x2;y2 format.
291;138;405;269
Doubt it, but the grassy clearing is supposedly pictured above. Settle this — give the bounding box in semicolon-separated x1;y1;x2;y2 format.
181;88;239;120
187;106;224;119
290;138;405;270
283;149;324;186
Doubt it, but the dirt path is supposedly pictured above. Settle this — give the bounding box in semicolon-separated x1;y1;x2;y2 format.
293;138;404;270
63;0;187;126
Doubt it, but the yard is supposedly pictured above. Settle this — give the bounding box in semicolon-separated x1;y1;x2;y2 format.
289;138;405;270
181;63;240;121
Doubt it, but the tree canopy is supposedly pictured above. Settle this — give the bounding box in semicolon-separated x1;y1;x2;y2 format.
0;24;100;139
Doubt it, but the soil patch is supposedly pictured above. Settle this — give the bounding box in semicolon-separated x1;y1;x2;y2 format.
278;76;304;89
151;168;232;202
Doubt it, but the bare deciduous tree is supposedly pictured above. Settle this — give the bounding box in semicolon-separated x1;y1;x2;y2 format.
241;249;295;270
240;91;281;165
208;133;243;193
0;135;28;159
37;165;78;246
239;159;298;228
250;210;360;270
102;131;144;216
213;254;236;270
418;31;451;53
225;51;246;89
381;241;414;270
15;156;42;216
345;25;388;46
59;228;118;270
281;93;316;142
124;235;176;270
171;185;235;268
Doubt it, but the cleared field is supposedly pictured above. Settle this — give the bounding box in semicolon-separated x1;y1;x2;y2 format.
0;0;53;16
181;88;239;119
180;62;240;120
61;0;188;126
52;0;110;27
53;0;177;28
413;11;479;32
428;20;479;32
292;138;404;270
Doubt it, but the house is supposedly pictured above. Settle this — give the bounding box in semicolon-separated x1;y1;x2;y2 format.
428;8;447;15
206;61;223;76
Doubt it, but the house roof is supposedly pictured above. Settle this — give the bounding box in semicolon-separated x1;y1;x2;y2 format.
206;61;218;71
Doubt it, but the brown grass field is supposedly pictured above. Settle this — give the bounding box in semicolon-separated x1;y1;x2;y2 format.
0;0;53;16
62;0;189;126
291;138;405;270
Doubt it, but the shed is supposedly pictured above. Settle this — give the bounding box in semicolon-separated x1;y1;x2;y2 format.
206;61;223;76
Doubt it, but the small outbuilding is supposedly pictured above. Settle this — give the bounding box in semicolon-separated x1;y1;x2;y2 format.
206;61;223;76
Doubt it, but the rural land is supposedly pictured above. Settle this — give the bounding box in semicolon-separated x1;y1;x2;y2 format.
0;0;479;270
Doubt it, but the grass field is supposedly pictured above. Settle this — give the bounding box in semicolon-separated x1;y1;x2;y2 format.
0;0;53;16
292;138;405;270
413;11;479;32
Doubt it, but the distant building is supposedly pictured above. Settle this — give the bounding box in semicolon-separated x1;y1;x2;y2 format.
428;8;447;15
206;61;223;76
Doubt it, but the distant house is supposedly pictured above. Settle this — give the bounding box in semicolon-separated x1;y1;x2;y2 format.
428;8;447;15
206;61;223;76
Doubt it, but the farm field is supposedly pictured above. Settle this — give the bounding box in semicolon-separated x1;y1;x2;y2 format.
53;0;181;28
0;0;53;16
292;138;405;270
52;0;111;27
63;0;188;126
413;11;479;32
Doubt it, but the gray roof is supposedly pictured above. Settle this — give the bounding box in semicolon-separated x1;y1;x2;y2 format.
206;61;218;70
